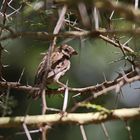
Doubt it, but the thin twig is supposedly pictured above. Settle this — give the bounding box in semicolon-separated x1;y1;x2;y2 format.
78;2;90;27
80;125;87;140
101;123;110;140
62;81;69;112
18;68;25;83
125;121;133;140
93;7;99;30
23;123;32;140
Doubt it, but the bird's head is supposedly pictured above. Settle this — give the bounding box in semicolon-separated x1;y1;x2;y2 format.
60;44;78;58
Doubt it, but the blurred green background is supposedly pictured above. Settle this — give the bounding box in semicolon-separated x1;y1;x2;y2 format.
0;0;140;140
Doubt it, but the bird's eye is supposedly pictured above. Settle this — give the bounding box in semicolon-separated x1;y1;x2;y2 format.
64;48;69;52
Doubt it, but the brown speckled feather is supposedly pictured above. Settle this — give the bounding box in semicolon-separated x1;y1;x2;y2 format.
34;44;77;93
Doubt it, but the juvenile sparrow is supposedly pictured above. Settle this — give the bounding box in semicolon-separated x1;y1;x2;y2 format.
33;44;77;97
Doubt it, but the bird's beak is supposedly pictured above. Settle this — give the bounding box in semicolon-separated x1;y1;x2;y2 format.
72;50;78;55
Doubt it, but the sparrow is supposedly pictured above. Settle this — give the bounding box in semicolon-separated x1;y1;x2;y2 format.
33;44;77;98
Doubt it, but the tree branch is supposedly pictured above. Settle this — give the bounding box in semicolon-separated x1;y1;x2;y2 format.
2;29;140;42
0;69;139;98
55;0;140;24
0;108;140;128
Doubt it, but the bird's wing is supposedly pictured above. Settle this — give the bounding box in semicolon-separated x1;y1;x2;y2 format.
50;51;64;68
34;54;48;85
47;59;71;81
34;51;64;86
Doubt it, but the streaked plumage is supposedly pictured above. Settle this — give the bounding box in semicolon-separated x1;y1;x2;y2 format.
34;44;77;97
